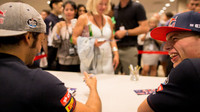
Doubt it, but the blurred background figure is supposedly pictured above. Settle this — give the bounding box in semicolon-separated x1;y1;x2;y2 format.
76;4;87;18
41;9;50;20
159;12;174;26
72;0;119;74
51;1;80;72
44;0;64;70
185;0;200;12
141;17;160;76
107;3;115;18
114;0;149;75
158;12;174;77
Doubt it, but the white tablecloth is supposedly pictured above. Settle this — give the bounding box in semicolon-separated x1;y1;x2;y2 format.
48;71;166;112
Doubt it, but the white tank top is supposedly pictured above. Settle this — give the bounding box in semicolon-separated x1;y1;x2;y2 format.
86;15;114;74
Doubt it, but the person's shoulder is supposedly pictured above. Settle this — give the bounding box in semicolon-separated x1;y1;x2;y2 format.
131;1;145;9
175;58;200;76
104;15;111;20
31;69;63;86
183;59;200;71
78;13;88;21
77;13;89;25
132;1;143;6
56;21;65;27
44;13;53;21
180;58;200;66
104;15;112;24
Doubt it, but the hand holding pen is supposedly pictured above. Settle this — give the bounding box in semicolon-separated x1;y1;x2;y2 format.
83;72;97;90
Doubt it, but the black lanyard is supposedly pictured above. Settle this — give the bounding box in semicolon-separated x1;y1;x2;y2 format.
91;12;104;36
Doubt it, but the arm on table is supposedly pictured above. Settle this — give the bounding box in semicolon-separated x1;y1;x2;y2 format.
74;72;102;112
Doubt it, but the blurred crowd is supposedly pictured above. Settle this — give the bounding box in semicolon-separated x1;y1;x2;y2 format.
32;0;200;77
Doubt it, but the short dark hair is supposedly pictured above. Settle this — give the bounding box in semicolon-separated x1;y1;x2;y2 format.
0;32;40;48
77;4;87;12
49;0;63;9
42;9;50;15
63;0;77;10
165;12;174;19
0;34;25;47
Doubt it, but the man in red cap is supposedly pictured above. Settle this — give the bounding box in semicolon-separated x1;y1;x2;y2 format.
138;11;200;111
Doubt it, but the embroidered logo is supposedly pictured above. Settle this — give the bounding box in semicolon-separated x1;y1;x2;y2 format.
60;91;71;106
0;10;6;17
156;84;163;92
65;97;74;112
27;18;37;28
169;16;178;27
0;10;7;24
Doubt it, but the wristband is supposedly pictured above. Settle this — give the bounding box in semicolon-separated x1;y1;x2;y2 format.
126;30;129;36
112;47;118;52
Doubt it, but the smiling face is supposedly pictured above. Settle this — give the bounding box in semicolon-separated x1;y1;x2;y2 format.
64;3;76;21
96;0;109;14
164;31;200;67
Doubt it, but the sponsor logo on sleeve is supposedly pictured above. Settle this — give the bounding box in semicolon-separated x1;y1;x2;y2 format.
60;91;71;106
65;97;74;112
156;84;163;92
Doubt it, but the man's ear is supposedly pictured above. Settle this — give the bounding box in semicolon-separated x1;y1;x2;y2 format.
24;32;33;47
52;3;57;9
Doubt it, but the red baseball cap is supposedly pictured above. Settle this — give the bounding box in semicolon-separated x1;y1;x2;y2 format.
151;11;200;41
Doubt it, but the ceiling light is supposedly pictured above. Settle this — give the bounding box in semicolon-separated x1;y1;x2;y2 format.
165;3;170;7
170;0;175;2
163;7;167;10
47;1;50;4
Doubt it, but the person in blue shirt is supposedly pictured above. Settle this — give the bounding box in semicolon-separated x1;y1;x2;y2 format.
0;2;101;112
138;11;200;112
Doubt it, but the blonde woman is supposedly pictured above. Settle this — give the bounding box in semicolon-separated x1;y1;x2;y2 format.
72;0;119;74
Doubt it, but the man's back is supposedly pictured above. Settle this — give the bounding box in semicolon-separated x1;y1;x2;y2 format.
0;53;68;112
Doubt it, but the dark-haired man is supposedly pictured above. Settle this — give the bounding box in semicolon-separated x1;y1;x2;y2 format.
0;2;101;112
44;0;63;70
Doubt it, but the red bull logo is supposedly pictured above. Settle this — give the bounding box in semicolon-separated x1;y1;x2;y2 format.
0;10;6;17
0;10;6;24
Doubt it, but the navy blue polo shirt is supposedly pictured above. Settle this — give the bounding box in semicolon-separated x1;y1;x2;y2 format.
0;53;76;112
147;59;200;112
114;0;147;47
44;13;64;35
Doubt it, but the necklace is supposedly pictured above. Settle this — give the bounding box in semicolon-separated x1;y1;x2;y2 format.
91;12;104;36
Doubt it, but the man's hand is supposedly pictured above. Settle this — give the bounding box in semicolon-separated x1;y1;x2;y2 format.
115;30;127;39
83;72;97;90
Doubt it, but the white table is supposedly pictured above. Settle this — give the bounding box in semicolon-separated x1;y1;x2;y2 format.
48;71;166;112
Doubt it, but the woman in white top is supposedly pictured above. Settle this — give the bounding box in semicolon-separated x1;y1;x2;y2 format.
72;0;119;74
51;1;80;72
